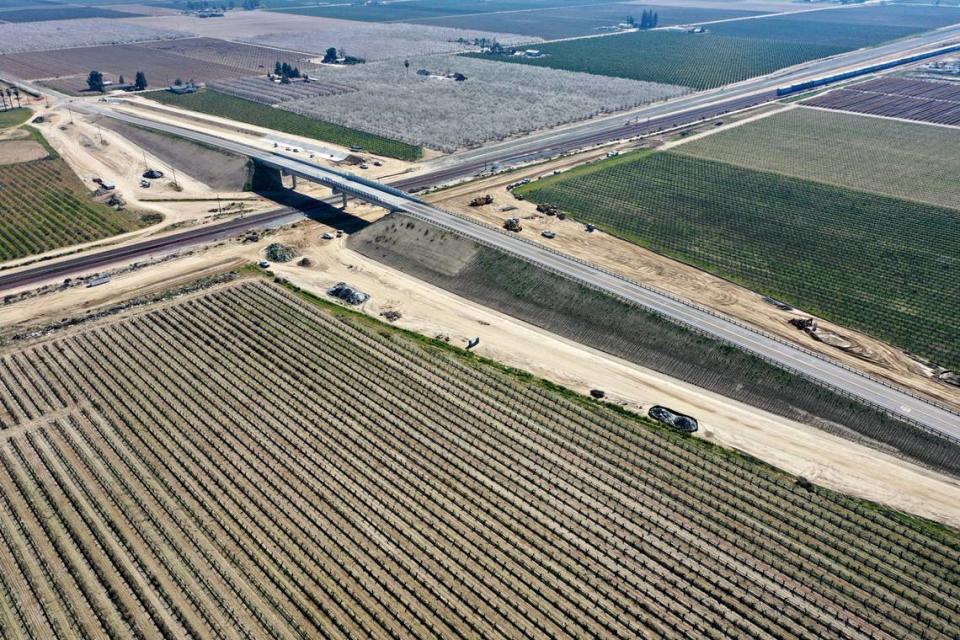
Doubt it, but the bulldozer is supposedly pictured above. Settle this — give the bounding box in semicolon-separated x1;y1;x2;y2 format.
503;218;522;232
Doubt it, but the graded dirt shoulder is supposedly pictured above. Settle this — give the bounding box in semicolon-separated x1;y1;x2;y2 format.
426;158;960;413
3;214;959;527
271;222;960;529
0;139;47;164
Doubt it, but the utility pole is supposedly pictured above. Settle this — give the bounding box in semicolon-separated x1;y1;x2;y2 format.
171;166;179;190
96;124;104;145
217;193;222;215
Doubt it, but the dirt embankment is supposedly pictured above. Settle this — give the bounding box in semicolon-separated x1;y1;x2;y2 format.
427;162;960;412
349;213;960;478
99;118;252;192
4;212;959;528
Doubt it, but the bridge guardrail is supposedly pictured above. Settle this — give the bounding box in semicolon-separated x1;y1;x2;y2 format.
401;206;960;439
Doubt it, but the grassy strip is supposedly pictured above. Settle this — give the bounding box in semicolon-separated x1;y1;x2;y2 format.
17;125;60;159
250;266;959;541
148;89;422;161
0;108;31;129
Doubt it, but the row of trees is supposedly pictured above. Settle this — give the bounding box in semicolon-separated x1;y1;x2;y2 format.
628;10;659;29
321;47;365;66
86;70;147;93
0;87;21;111
272;60;303;83
184;0;258;10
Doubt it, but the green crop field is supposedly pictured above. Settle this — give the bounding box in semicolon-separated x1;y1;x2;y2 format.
0;274;957;639
0;108;30;130
707;5;960;48
148;89;423;161
515;152;960;369
464;4;960;88
274;1;763;40
0;141;149;263
416;5;763;40
464;31;845;90
676;107;960;210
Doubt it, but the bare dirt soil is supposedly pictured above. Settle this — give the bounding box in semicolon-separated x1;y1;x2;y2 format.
99;117;252;191
0;105;272;269
117;96;418;177
0;139;46;164
426;156;960;413
0;43;253;87
3;210;958;527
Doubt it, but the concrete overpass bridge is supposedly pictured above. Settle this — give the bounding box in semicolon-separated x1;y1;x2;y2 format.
98;108;415;213
72;105;960;446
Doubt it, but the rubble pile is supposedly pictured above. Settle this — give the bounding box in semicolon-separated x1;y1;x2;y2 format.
328;282;369;305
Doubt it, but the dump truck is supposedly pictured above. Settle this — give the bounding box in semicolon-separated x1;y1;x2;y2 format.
469;194;494;207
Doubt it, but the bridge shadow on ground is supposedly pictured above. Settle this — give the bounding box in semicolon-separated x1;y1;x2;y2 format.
255;187;374;235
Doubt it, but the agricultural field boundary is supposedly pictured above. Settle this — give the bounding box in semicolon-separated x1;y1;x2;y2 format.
147;88;423;160
671;105;960;210
396;206;960;425
0;273;957;638
512;152;960;373
350;214;960;475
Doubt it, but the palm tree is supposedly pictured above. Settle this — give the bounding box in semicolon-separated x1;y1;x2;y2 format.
0;90;7;111
11;87;20;108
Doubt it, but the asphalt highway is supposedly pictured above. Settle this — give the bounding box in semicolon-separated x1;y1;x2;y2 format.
5;26;960;439
399;25;960;190
0;207;306;291
393;91;776;191
38;107;958;441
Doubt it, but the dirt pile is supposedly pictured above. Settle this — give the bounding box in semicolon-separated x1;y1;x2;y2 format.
265;242;299;263
328;282;369;305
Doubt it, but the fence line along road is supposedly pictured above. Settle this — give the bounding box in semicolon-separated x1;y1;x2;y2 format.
33;105;960;443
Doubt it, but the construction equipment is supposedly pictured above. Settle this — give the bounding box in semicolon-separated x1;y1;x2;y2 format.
503;218;522;232
469;194;494;207
536;203;559;216
648;405;698;433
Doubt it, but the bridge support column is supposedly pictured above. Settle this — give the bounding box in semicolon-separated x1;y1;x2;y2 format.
333;189;347;209
290;174;297;189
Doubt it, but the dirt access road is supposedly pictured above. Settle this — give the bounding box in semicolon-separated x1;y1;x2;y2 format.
9;217;953;527
426;150;960;414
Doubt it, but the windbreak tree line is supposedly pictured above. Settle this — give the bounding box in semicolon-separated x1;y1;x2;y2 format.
86;69;147;92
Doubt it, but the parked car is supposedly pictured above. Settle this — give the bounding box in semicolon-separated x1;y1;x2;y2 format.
541;230;556;239
258;260;270;268
648;405;698;433
322;232;334;240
